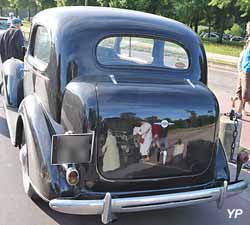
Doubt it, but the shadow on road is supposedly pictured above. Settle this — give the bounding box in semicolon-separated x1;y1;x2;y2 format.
0;115;10;138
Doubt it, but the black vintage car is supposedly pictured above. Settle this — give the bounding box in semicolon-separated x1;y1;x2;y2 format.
0;6;248;224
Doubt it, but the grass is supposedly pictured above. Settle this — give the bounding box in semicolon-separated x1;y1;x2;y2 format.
202;39;244;57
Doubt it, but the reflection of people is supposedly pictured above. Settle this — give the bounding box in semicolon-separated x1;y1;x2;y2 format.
7;12;15;26
231;40;248;113
152;124;161;149
173;139;185;157
0;18;24;63
152;124;169;163
166;139;186;165
133;121;152;161
102;130;120;172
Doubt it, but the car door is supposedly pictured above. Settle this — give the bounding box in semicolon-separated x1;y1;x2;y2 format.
25;25;58;120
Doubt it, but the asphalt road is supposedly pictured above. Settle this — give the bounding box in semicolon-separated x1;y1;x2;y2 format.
0;66;250;225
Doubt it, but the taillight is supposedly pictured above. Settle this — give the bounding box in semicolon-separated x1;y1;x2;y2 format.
66;167;79;186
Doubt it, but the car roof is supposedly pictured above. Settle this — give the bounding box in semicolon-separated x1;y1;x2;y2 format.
30;6;207;84
0;17;8;20
33;6;197;41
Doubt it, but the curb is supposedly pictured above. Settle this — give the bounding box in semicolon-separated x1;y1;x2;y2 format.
207;58;237;68
208;62;237;71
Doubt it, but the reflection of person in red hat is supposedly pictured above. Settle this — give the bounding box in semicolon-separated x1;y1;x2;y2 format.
152;124;161;148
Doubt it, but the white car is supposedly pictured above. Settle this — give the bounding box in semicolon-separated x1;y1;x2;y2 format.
202;33;219;40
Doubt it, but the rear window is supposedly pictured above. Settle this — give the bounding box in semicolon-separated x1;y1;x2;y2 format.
0;19;8;30
97;36;189;70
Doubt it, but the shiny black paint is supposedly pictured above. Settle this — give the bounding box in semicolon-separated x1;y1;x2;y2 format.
14;6;228;200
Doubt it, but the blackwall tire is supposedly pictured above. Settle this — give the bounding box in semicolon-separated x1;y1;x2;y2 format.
19;144;37;199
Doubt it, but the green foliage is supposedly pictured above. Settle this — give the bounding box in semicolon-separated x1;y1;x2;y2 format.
56;0;66;6
0;0;250;46
56;0;99;6
209;0;231;9
9;0;36;8
237;0;250;17
35;0;56;9
0;0;8;7
225;23;243;36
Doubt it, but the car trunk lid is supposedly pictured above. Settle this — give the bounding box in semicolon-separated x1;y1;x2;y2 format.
96;78;219;182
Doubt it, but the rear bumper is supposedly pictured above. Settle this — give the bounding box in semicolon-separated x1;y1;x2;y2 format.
49;180;248;223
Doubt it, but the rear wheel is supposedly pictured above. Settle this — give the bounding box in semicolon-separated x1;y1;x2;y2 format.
19;131;37;199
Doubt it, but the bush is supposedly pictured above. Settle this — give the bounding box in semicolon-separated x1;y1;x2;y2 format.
225;23;243;37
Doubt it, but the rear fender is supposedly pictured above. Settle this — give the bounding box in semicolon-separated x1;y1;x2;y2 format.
16;95;68;200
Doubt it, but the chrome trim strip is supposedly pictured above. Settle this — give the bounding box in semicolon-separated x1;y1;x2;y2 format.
185;79;195;88
109;74;118;85
49;180;248;216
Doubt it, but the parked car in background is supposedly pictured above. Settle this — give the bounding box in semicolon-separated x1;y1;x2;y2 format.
0;17;9;36
230;36;244;42
222;34;231;41
1;6;248;224
202;32;219;40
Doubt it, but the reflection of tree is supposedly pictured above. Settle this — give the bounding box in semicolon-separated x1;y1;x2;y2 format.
197;115;215;126
102;112;140;132
173;119;188;128
144;116;159;124
120;112;137;119
186;110;198;127
186;110;215;128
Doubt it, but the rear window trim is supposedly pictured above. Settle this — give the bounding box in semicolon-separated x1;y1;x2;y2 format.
95;33;191;72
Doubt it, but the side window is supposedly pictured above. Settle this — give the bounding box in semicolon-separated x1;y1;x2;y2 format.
30;26;51;66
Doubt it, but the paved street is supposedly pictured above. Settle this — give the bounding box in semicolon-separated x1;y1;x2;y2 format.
0;65;250;225
208;64;250;149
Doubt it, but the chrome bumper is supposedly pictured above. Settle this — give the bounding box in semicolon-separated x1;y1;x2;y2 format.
49;180;248;224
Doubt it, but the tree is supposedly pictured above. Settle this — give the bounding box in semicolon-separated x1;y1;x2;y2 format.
237;0;250;17
56;0;66;6
97;0;145;10
56;0;99;6
0;0;8;16
35;0;56;9
9;0;37;19
209;0;237;43
97;0;175;17
175;0;211;33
